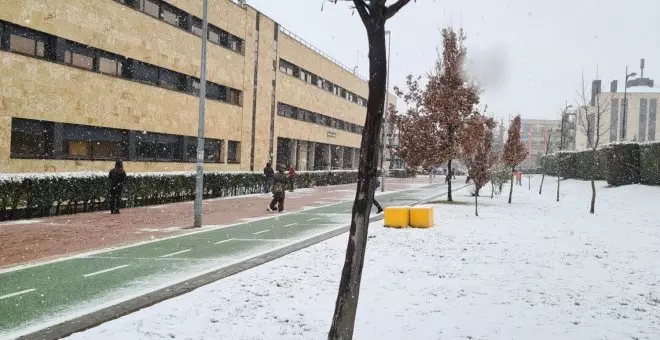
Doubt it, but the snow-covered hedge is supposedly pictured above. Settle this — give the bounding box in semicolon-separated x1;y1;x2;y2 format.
0;170;364;221
386;168;417;178
539;141;660;186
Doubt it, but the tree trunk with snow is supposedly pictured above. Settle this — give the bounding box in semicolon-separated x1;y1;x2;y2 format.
475;188;479;216
447;159;453;202
508;167;514;204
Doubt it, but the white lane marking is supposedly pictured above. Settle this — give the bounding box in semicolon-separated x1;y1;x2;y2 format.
83;264;130;278
234;238;287;242
253;229;270;235
159;249;191;258
214;238;237;245
0;288;36;300
307;217;320;221
282;223;297;228
344;208;352;212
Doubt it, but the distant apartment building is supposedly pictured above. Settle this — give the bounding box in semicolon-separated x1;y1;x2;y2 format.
520;119;561;166
0;0;395;173
575;80;658;150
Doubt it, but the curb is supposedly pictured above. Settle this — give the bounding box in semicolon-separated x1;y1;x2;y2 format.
16;183;470;340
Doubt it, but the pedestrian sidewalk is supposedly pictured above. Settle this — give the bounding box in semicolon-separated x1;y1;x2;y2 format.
0;178;426;268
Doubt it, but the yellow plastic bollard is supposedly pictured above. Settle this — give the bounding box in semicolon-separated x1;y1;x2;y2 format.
383;206;409;228
409;206;434;228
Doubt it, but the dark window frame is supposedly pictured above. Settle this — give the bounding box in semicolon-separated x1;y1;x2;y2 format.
227;140;241;164
10;118;55;159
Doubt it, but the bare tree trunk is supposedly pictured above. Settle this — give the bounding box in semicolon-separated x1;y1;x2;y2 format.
528;174;531;190
328;21;387;340
475;188;479;216
447;159;453;202
508;167;514;204
590;179;596;214
490;181;494;199
539;172;545;194
556;153;561;202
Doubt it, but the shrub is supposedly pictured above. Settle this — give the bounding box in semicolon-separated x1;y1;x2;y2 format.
640;142;660;185
0;170;361;221
605;143;641;186
387;168;417;178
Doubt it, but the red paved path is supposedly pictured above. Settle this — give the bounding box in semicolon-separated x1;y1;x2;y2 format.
0;179;425;268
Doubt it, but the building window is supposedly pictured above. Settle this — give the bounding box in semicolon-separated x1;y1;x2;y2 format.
207;82;227;102
191;17;203;36
99;55;124;76
63;50;94;70
610;98;619;142
61;124;128;160
161;2;188;29
9;29;46;58
204;139;224;163
639;98;648;142
227;141;240;163
228;89;241;106
130;61;159;85
10;118;54;158
139;0;160;18
649;99;657;141
159;68;186;91
136;132;183;161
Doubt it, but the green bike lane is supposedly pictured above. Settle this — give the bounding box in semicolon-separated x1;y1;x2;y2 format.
0;182;452;337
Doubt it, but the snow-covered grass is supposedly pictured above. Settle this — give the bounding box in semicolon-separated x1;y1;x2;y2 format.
67;178;660;340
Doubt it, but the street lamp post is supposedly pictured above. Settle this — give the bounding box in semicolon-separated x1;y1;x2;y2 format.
380;30;391;192
557;102;573;202
621;67;638;141
192;0;209;228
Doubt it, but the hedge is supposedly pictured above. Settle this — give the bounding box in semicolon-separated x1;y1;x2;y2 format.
0;170;365;221
387;168;417;178
538;141;660;186
641;143;660;185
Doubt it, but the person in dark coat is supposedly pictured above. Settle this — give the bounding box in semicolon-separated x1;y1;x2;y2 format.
288;164;296;192
263;162;274;193
267;166;287;212
373;178;383;214
109;160;127;214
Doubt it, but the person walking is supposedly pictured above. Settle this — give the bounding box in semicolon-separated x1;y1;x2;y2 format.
428;166;434;183
288;164;296;192
108;160;126;214
267;166;287;212
263;162;274;193
373;177;383;214
515;170;522;186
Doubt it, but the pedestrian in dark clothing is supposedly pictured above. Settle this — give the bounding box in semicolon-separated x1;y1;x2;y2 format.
108;160;127;214
267;167;287;212
288;165;296;192
373;178;383;214
263;162;274;193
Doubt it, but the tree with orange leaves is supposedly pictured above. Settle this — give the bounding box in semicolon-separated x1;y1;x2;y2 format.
461;113;496;215
395;27;480;201
503;115;529;204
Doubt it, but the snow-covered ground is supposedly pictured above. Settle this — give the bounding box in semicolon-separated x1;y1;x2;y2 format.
67;178;660;340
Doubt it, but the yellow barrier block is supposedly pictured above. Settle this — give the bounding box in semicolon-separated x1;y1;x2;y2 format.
383;206;409;228
409;206;434;228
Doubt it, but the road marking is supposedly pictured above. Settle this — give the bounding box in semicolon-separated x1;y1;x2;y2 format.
307;217;320;221
0;288;36;300
214;238;237;245
83;264;130;278
159;249;191;258
344;208;352;212
253;229;270;235
235;238;287;242
282;223;297;228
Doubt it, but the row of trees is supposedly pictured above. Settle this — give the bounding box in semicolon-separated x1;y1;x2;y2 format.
392;27;528;215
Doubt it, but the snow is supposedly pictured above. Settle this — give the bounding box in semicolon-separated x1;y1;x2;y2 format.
66;178;660;340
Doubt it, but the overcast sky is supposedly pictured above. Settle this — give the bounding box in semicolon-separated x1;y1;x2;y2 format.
247;0;660;122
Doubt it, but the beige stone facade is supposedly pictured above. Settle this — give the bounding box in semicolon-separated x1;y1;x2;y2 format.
0;0;392;173
520;119;561;166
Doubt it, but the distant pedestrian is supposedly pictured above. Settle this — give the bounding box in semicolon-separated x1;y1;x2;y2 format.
267;166;287;212
515;170;522;186
263;162;274;193
108;160;126;214
288;164;296;192
373;178;383;214
428;166;434;183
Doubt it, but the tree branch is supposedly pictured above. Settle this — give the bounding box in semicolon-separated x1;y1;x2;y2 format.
385;0;413;20
352;0;370;24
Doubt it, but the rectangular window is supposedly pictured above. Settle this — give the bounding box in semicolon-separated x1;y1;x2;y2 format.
207;82;227;101
649;99;657;141
9;33;45;57
204;139;224;163
139;0;160;18
610;98;619;142
161;3;187;29
191;17;203;36
130;61;159;85
159;68;185;91
99;56;123;76
135;132;182;161
61;124;127;160
228;88;241;105
10;118;54;158
64;50;94;70
227;141;241;163
639;98;648;142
